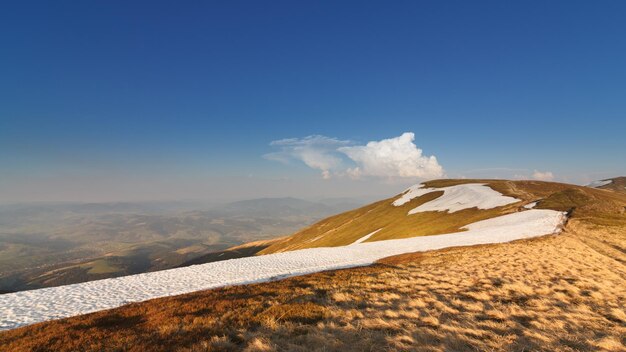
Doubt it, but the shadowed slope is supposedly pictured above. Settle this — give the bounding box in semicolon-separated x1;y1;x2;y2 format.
178;238;287;267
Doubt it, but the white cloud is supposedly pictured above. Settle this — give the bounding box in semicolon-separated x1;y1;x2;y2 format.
532;170;554;181
263;135;351;177
266;132;444;180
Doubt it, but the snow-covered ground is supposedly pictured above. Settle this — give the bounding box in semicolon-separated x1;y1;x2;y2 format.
524;202;538;209
392;183;520;214
587;179;612;188
0;209;565;331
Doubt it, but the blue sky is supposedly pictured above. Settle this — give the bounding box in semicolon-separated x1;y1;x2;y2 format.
1;1;625;202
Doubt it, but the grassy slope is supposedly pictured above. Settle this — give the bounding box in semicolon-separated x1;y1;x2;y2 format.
261;179;625;254
260;180;512;254
1;180;625;351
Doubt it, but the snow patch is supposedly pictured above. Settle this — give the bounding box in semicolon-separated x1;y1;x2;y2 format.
587;179;612;188
0;209;564;331
524;202;538;209
350;228;383;245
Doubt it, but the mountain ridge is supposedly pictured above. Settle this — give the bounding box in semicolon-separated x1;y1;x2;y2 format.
588;176;626;194
1;178;625;351
260;178;626;254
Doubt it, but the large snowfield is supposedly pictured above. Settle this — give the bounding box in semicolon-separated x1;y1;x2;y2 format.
0;208;565;331
392;183;520;213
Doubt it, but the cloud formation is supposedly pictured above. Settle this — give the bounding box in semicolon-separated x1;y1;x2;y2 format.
339;133;444;179
263;135;351;179
532;170;554;181
265;132;444;180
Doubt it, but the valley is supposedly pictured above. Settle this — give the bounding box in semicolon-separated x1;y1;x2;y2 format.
0;198;366;293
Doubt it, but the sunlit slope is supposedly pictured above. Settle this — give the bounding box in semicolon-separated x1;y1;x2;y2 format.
261;179;626;254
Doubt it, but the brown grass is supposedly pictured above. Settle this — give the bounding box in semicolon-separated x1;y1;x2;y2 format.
2;214;625;351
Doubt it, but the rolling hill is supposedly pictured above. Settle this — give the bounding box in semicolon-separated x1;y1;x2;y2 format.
1;179;625;351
